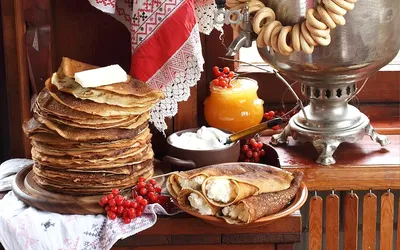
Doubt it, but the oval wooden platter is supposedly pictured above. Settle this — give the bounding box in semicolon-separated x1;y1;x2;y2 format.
12;165;104;215
173;182;308;229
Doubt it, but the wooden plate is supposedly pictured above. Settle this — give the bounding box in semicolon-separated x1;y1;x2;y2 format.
173;182;308;228
12;165;104;215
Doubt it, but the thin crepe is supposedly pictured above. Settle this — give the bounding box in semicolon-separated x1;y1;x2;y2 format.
201;165;294;207
177;188;220;215
218;171;304;224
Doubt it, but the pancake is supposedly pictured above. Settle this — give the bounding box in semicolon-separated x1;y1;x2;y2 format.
33;160;154;195
56;57;164;98
34;115;148;142
52;73;162;108
29;128;151;150
31;146;155;169
46;80;152;116
35;90;134;125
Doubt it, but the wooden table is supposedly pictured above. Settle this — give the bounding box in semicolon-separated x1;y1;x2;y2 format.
112;212;301;250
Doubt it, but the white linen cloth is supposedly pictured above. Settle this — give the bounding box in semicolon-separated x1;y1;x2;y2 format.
0;159;177;250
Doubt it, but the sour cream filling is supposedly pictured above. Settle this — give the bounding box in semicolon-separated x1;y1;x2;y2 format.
222;204;250;222
205;179;233;203
187;193;213;215
178;176;205;190
169;126;231;150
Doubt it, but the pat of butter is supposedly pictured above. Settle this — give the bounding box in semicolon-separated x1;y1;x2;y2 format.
74;64;128;88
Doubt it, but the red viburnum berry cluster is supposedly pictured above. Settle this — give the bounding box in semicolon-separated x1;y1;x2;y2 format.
99;176;173;224
211;66;235;88
239;138;266;163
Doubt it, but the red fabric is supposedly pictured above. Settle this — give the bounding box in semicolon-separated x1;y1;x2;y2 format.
129;0;196;82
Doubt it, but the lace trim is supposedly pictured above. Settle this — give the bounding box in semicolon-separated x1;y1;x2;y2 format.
148;25;204;134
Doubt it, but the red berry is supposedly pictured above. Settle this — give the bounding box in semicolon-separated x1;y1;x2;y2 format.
254;156;260;163
244;159;250;162
140;198;148;206
268;111;275;117
136;196;144;203
212;66;221;77
253;152;259;158
123;217;131;224
154;186;162;193
137;181;146;189
260;149;266;156
122;209;129;219
110;205;118;213
219;79;228;88
127;208;136;219
148;186;155;193
108;199;116;206
136;210;142;217
107;194;114;200
139;188;148;196
257;142;263;149
117;206;124;214
272;125;279;131
138;176;146;182
107;211;117;220
253;147;260;152
263;113;270;119
148;192;156;201
115;195;124;205
149;179;156;186
228;71;235;78
105;205;110;211
250;139;257;149
123;200;131;208
246;151;253;158
100;196;108;205
131;201;138;209
111;188;119;196
242;145;249;152
146;183;153;188
223;67;230;73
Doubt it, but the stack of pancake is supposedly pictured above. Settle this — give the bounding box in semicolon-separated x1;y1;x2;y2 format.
23;57;164;195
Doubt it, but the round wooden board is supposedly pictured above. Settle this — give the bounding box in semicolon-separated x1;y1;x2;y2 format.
12;165;104;215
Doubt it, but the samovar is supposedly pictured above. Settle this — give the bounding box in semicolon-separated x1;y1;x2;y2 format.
226;0;400;165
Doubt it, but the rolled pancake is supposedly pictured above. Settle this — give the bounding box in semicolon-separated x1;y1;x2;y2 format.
46;79;152;116
166;163;252;199
34;115;148;142
202;165;294;207
218;171;304;224
52;73;162;108
177;188;220;215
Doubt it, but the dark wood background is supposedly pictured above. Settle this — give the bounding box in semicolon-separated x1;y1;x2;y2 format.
0;0;399;161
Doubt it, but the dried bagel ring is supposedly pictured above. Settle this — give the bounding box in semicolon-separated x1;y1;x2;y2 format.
305;21;331;38
332;0;355;11
344;0;357;3
306;9;327;30
311;34;331;46
263;20;282;46
317;5;337;28
256;26;267;47
270;25;283;53
326;7;346;25
248;0;265;13
299;33;314;54
322;0;347;16
278;26;294;53
252;7;276;34
301;22;318;46
291;23;301;51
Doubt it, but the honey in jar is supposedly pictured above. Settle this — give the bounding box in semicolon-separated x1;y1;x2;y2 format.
204;77;264;132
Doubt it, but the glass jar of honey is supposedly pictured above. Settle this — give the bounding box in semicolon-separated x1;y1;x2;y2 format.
204;77;264;132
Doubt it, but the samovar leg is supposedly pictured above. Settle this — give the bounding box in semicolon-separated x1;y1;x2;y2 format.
365;124;391;146
312;140;341;166
270;125;291;145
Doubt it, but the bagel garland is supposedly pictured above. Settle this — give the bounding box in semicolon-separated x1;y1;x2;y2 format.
228;0;357;55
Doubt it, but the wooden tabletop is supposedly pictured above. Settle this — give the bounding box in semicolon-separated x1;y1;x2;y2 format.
261;135;400;191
